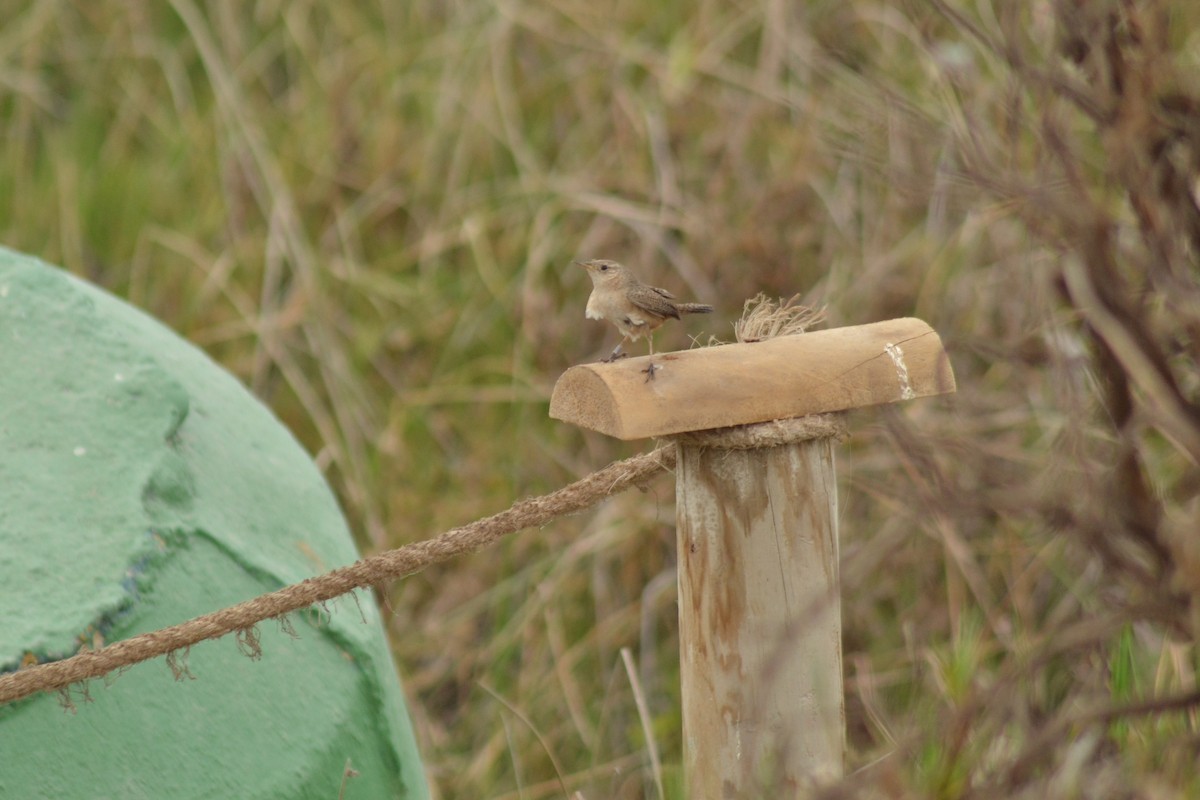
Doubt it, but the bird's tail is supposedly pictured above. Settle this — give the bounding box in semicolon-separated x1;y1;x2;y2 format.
677;303;714;315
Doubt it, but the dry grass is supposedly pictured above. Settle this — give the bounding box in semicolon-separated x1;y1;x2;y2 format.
3;0;1200;797
732;293;826;343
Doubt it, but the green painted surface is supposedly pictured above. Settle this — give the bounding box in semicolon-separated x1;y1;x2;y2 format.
0;248;428;799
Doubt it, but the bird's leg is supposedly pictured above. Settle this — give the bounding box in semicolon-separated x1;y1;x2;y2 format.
601;338;629;363
642;334;658;381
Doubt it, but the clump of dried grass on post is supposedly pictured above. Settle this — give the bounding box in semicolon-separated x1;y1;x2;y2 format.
733;293;826;343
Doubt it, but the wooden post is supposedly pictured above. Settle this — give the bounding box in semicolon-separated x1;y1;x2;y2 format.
550;318;955;794
675;421;844;794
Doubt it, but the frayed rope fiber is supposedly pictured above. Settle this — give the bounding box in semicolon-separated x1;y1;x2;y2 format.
0;445;677;706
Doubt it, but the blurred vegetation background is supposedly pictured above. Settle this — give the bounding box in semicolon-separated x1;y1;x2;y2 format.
4;0;1200;797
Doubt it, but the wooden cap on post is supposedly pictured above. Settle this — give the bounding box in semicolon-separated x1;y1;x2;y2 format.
550;317;955;439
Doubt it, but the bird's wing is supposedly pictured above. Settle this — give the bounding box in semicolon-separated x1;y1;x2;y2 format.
628;285;680;319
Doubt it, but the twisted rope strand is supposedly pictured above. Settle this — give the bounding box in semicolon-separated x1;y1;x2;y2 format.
0;446;676;706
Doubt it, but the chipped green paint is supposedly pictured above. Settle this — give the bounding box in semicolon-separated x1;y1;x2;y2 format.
0;248;427;799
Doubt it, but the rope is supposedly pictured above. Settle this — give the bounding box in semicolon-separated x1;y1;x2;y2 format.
1;409;846;707
667;413;847;450
0;445;676;706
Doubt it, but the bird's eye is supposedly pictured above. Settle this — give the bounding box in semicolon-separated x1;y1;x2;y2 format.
600;264;609;271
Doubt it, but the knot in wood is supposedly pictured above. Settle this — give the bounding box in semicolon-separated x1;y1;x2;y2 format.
665;413;847;450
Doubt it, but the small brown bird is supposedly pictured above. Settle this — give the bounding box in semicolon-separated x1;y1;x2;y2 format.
576;259;713;379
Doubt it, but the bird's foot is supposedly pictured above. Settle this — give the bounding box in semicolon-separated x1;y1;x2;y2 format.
600;350;628;363
642;361;658;382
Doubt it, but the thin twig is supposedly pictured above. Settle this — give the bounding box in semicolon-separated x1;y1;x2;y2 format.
621;647;666;800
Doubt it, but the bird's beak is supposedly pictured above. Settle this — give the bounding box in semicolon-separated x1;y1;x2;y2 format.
573;260;590;270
